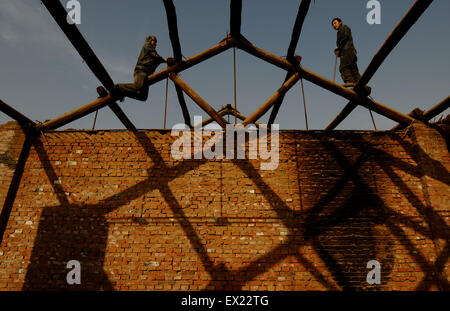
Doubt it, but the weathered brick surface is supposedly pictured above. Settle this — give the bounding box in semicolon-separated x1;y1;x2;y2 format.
0;122;448;290
0;122;26;217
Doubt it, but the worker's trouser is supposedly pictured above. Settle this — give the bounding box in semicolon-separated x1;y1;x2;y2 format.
114;71;149;101
339;49;360;84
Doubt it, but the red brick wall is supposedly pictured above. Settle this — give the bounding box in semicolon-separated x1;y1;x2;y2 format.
0;122;26;217
0;122;448;290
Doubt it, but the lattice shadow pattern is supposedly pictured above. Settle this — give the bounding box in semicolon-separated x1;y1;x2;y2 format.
0;0;449;291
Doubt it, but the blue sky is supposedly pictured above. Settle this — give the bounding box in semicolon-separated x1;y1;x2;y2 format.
0;0;449;130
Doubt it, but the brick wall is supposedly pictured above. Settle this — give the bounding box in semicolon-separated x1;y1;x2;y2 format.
0;122;26;218
0;121;448;290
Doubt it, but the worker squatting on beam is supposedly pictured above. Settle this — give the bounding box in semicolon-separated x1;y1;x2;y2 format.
96;36;174;103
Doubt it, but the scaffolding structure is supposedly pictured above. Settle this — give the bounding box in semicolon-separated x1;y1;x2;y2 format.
0;2;449;290
0;0;447;134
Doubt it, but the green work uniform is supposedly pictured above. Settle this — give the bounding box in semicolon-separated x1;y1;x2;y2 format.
336;25;361;84
114;36;165;101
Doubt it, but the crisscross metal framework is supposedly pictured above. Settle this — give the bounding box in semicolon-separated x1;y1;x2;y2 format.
1;0;447;134
0;0;449;291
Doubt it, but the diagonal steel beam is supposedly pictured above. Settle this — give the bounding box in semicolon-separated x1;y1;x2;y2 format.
325;102;359;131
236;36;415;126
194;107;229;128
169;73;228;128
424;96;450;121
359;0;433;88
325;0;433;130
41;0;114;91
0;99;36;129
107;102;136;130
243;73;301;126
230;0;243;36
268;0;311;126
391;96;450;130
37;95;114;131
286;0;311;62
196;105;266;129
37;38;235;131
0;137;32;244
41;0;136;130
162;0;191;127
163;0;183;62
174;86;192;128
147;36;235;86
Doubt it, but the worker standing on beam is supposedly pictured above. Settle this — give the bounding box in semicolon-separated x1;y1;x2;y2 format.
332;18;361;88
97;36;173;102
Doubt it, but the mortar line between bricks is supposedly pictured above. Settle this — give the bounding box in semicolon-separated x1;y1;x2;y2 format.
295;135;304;213
410;126;446;290
0;136;32;245
345;137;449;290
6;127;448;290
346;137;449;238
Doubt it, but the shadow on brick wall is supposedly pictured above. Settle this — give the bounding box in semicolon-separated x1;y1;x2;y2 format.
21;129;449;290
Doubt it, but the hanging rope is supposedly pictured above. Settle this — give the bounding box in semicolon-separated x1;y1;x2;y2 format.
368;95;377;130
163;77;169;129
233;47;238;124
333;53;376;131
369;110;377;130
92;110;98;129
300;77;309;130
296;60;309;130
333;54;338;82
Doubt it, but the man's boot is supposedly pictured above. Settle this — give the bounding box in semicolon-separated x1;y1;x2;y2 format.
343;82;355;88
353;84;372;96
110;86;125;102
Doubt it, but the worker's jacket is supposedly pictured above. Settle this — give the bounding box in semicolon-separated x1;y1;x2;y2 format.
134;38;165;75
336;24;356;54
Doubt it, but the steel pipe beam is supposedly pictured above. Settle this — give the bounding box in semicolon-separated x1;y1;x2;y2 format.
37;95;114;131
41;0;114;91
268;0;311;125
108;102;136;130
325;101;359;131
236;36;414;126
286;0;311;62
424;96;450;120
162;0;191;127
41;0;137;129
391;96;450;130
169;73;228;128
237;37;414;126
163;0;183;62
38;38;234;131
242;73;301;126
194;107;229;128
195;105;266;129
147;36;235;86
230;0;243;36
0;99;36;129
0;137;32;244
325;0;433;130
359;0;434;88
